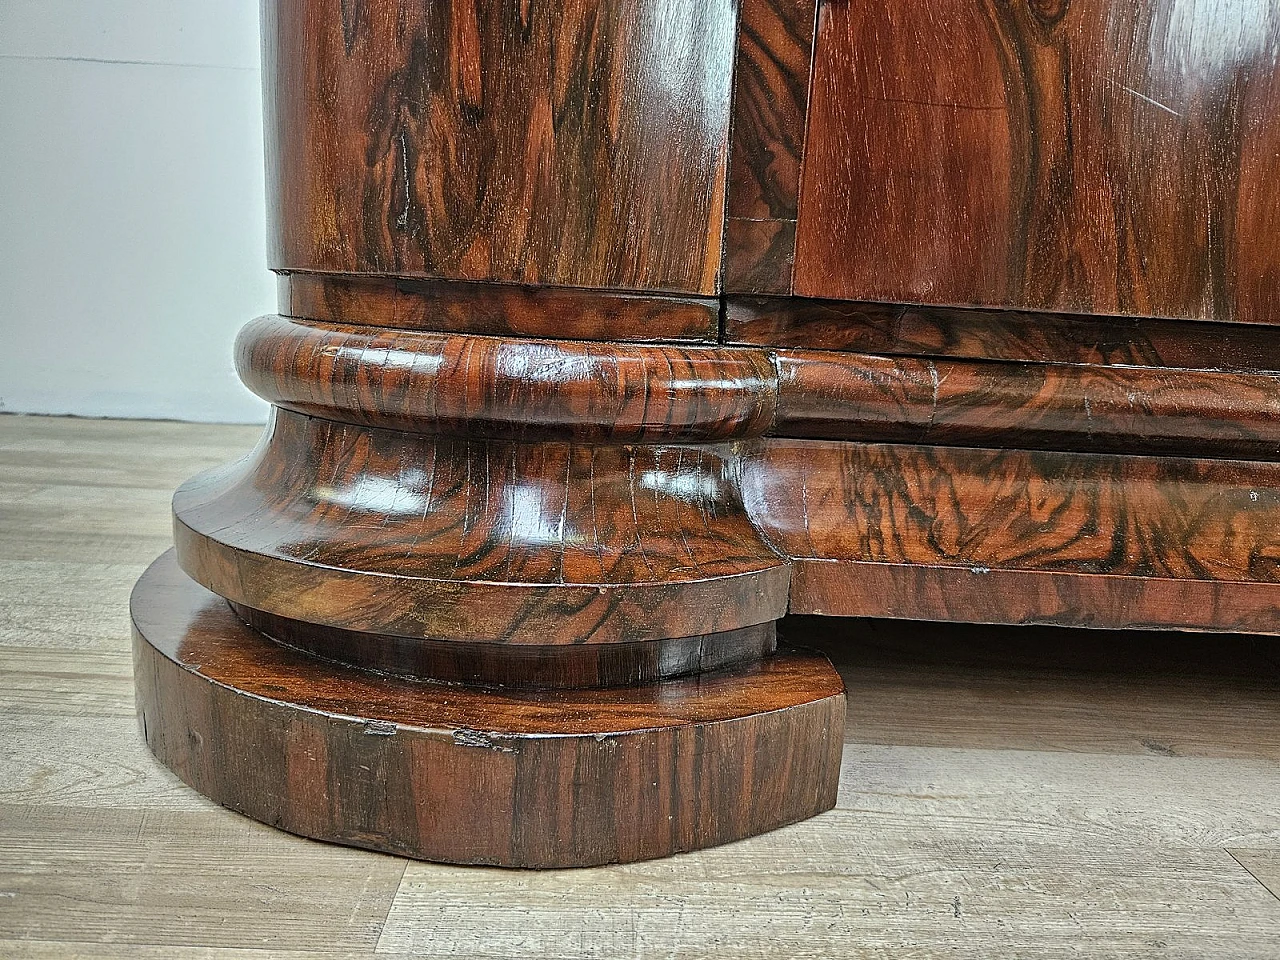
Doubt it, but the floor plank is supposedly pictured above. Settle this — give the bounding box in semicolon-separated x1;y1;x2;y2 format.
381;840;1279;959
1229;849;1280;904
0;944;377;960
0;415;259;490
790;616;1280;760
0;559;144;651
0;806;405;951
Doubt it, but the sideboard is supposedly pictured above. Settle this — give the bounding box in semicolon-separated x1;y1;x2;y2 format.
132;0;1280;866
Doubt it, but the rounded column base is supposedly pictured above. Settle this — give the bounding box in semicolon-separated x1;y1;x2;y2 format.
132;551;845;868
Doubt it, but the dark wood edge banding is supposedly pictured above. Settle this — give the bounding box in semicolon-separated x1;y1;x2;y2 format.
231;602;777;689
280;273;721;342
237;315;779;443
133;551;845;868
726;295;1280;374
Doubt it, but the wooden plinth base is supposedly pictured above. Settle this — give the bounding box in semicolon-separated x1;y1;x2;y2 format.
131;552;846;868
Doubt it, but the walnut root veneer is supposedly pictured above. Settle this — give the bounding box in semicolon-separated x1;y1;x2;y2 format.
134;0;1280;867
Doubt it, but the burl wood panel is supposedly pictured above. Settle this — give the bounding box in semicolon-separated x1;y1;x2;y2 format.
133;552;845;868
281;274;719;342
726;296;1280;373
723;0;818;293
794;0;1280;322
264;0;737;294
743;439;1280;632
236;315;777;442
173;409;789;644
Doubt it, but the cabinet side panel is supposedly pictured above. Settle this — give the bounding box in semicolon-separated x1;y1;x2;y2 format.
264;0;737;295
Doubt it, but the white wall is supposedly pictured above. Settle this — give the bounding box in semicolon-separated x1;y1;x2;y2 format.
0;0;272;423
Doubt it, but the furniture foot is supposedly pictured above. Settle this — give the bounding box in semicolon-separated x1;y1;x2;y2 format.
133;551;844;868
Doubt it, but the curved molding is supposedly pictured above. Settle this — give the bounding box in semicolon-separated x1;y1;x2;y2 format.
237;315;778;443
774;350;1280;460
237;314;1280;460
173;408;790;644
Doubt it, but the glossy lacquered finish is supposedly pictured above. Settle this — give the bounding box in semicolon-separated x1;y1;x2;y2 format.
264;0;737;294
236;315;778;442
177;314;1280;645
134;552;845;868
745;439;1280;633
726;296;1280;373
173;408;788;644
134;0;1280;870
774;349;1280;460
794;0;1280;322
239;312;1280;461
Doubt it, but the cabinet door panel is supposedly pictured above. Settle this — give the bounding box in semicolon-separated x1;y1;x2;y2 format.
794;0;1280;324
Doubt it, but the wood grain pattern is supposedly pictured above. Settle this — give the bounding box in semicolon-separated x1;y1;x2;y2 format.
794;0;1280;322
236;315;777;442
743;438;1280;632
173;408;789;644
774;348;1280;459
726;295;1280;373
233;603;777;689
280;274;720;342
264;0;737;293
723;0;817;293
132;551;845;869
241;314;1280;460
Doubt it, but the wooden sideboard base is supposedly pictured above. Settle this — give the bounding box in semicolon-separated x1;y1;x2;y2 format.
132;551;845;868
135;308;1280;867
130;0;1280;870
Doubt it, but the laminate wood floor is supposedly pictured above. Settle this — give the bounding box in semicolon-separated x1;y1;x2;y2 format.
1;414;1278;959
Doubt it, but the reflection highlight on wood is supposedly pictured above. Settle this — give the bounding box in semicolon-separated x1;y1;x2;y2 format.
238;312;1280;461
236;315;777;442
774;349;1280;460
